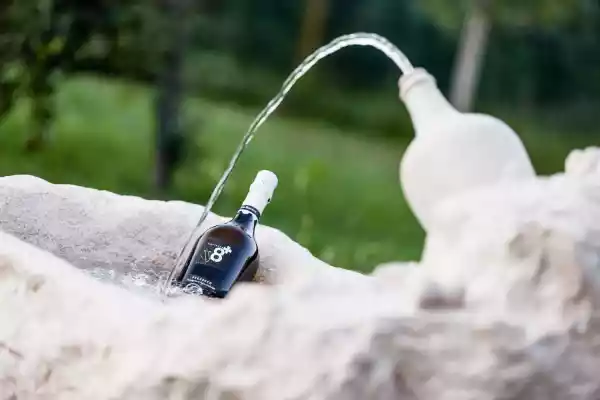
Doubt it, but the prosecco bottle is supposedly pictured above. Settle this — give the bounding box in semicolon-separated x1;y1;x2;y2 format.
177;170;278;298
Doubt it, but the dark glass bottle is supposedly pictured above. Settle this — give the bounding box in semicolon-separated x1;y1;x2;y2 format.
177;171;278;298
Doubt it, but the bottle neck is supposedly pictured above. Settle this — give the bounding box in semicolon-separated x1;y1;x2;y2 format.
231;205;260;236
400;68;459;135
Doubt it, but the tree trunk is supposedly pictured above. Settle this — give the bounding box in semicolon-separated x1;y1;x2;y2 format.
449;0;493;112
154;0;191;194
0;1;18;121
21;0;63;152
295;0;329;62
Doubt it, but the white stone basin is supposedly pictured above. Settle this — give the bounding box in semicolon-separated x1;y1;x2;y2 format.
0;147;598;400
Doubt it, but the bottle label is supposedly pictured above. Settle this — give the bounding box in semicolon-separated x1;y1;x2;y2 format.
179;238;241;296
181;275;215;296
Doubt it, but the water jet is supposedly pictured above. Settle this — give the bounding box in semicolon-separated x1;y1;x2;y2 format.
165;32;537;293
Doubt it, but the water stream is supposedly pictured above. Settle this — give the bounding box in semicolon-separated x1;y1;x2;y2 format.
157;32;415;295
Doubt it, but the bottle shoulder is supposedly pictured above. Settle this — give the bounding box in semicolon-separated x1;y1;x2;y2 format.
202;223;253;242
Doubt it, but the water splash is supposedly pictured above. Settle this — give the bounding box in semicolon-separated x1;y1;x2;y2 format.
162;32;414;295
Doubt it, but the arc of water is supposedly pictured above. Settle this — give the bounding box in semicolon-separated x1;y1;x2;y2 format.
162;32;415;295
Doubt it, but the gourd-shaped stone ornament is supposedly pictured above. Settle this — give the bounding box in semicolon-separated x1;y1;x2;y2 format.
398;68;537;231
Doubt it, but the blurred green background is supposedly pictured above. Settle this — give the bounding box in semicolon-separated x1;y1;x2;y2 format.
1;0;598;272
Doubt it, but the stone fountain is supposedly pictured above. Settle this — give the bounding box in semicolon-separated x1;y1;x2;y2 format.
1;35;600;399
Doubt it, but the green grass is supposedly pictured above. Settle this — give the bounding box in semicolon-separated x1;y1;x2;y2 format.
1;75;597;272
0;75;425;272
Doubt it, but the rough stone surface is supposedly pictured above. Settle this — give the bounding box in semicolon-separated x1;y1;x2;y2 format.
0;147;599;400
0;175;364;287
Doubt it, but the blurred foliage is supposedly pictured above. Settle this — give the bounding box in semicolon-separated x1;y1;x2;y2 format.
1;76;592;268
0;77;427;269
1;1;599;269
2;0;600;128
192;0;600;133
1;0;194;191
419;0;583;31
1;0;600;142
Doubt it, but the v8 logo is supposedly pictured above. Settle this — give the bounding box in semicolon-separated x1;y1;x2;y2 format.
209;245;232;263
